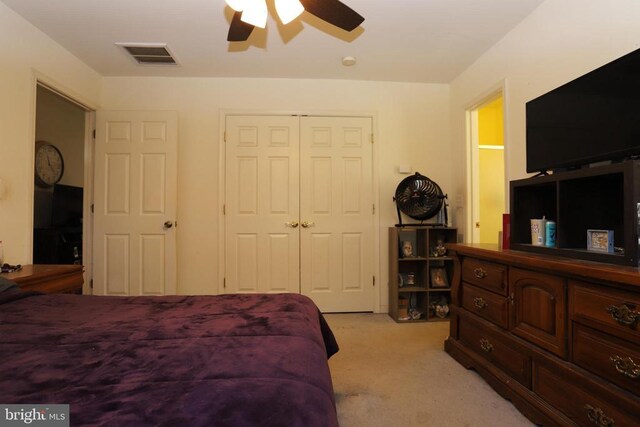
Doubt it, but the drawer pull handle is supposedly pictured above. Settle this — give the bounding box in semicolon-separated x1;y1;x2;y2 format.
584;405;615;427
609;355;640;379
479;338;494;353
473;297;488;309
473;268;487;279
605;304;639;326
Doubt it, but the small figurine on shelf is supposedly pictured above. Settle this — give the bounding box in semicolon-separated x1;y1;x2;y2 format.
431;238;447;257
435;303;450;319
430;295;450;319
402;240;414;258
406;273;415;286
409;307;423;320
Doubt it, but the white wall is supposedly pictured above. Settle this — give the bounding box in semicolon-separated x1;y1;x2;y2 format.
450;0;640;240
0;2;101;264
101;77;451;310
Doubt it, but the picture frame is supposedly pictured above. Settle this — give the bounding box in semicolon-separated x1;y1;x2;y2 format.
430;267;448;289
586;229;614;253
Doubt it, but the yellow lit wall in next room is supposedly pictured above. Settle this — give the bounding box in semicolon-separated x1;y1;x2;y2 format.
478;96;505;244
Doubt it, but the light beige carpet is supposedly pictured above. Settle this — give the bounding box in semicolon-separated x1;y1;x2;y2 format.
325;313;535;427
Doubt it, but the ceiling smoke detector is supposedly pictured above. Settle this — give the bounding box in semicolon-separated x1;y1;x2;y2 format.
342;56;357;66
116;43;178;66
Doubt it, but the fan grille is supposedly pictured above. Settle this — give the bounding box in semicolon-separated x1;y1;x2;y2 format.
394;173;443;221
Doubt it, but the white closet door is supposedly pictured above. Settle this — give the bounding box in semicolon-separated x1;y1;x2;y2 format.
299;116;374;312
93;111;178;296
225;115;301;294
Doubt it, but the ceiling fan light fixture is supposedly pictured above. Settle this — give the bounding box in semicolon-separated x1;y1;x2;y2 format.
275;0;304;25
225;0;246;12
240;0;268;28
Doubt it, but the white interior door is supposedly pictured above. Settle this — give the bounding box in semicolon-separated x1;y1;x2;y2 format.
224;114;374;312
224;115;300;294
300;116;374;312
93;111;178;295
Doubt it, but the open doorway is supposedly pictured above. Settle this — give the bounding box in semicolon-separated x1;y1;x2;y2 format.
468;93;505;244
33;85;87;266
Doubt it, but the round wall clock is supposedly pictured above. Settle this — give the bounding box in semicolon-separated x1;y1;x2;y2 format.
34;141;64;187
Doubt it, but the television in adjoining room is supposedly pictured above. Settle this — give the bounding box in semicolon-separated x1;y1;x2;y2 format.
51;184;83;227
526;47;640;173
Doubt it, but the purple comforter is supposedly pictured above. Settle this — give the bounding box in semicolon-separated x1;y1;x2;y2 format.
0;292;339;426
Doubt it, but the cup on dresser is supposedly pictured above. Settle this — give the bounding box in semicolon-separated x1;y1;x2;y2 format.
530;218;547;246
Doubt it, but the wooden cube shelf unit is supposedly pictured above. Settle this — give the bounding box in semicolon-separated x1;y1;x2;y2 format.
388;226;457;322
510;160;640;266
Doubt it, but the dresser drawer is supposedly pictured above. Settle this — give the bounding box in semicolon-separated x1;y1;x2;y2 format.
534;358;640;427
458;313;531;387
571;281;639;342
461;258;508;296
461;284;509;329
572;322;640;396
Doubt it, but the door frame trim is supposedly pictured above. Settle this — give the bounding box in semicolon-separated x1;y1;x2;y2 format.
218;110;381;312
463;80;509;244
30;70;97;294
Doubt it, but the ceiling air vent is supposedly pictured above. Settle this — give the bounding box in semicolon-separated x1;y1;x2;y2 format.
116;43;178;65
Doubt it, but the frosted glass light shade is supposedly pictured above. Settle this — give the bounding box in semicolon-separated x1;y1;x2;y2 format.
225;0;245;12
240;0;268;28
275;0;304;24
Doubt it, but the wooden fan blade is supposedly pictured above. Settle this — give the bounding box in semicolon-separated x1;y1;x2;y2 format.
300;0;364;31
227;11;255;41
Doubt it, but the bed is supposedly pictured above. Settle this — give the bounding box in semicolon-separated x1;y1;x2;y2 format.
0;287;339;426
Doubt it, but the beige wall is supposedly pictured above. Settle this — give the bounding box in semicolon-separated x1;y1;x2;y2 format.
450;0;640;241
36;86;86;187
0;2;101;264
101;77;452;309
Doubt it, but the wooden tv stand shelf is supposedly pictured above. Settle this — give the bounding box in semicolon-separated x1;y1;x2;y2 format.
445;244;640;426
1;264;83;294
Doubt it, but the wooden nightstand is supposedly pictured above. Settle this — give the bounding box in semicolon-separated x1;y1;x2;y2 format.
1;264;83;294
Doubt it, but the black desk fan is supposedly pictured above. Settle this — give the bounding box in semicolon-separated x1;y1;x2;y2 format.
393;172;448;227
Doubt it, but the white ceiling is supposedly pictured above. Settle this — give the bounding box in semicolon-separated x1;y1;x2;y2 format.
2;0;545;83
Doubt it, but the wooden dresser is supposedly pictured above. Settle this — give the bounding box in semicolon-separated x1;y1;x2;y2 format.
1;264;83;294
445;244;640;426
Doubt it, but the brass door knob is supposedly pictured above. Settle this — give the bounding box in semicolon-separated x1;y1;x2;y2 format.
285;221;299;228
301;221;315;228
164;221;174;229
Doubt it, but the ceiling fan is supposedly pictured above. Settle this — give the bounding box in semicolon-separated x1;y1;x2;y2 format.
226;0;365;42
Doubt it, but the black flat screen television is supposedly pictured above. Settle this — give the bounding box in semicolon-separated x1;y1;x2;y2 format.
526;47;640;173
51;184;83;227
